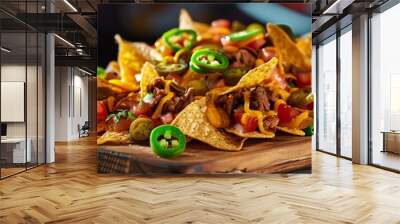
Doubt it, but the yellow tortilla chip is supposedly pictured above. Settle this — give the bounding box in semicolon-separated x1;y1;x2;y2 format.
221;57;279;95
277;110;313;136
115;34;145;86
267;24;311;72
225;128;275;138
97;78;129;100
171;98;246;151
276;127;305;136
132;42;163;62
179;9;209;35
140;62;160;98
296;33;312;59
97;131;132;145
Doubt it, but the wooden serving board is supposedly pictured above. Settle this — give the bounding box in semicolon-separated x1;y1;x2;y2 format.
97;135;311;175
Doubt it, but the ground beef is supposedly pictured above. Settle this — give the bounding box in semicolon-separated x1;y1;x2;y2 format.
147;77;164;92
152;88;167;107
231;49;257;68
254;87;270;112
263;115;279;130
164;88;194;113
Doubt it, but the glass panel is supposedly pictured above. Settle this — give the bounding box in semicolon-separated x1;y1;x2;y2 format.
1;30;28;177
339;28;352;158
317;37;337;154
371;4;400;171
27;31;38;169
38;32;45;165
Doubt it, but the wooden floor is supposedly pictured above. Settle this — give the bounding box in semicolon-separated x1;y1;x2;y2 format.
0;137;400;224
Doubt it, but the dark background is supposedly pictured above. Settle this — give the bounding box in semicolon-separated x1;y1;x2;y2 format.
98;3;310;67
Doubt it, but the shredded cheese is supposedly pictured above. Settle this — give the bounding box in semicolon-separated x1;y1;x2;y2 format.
241;91;273;135
152;80;175;119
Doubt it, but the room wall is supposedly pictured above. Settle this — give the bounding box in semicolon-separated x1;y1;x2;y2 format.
0;64;39;139
1;63;45;164
54;67;89;141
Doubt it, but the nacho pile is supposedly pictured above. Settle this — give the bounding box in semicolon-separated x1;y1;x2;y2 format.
97;9;313;150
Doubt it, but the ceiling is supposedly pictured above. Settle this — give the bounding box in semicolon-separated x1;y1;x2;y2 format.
0;0;391;71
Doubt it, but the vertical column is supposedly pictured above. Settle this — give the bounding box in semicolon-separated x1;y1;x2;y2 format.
352;14;369;164
46;0;55;163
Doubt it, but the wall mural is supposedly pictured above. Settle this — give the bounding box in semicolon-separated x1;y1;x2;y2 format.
96;3;313;175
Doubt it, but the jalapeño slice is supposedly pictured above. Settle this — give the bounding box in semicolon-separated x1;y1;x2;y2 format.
150;125;186;158
190;49;229;73
162;28;197;52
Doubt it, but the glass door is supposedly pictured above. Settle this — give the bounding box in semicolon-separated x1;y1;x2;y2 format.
339;26;352;158
317;35;337;154
370;3;400;171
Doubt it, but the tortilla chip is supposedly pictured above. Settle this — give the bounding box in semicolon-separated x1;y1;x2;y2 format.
97;131;132;145
115;34;145;85
132;42;163;62
225;128;275;138
179;9;209;34
97;78;129;100
221;57;279;95
267;24;311;72
277;126;305;136
140;62;160;98
171;98;246;151
296;33;312;59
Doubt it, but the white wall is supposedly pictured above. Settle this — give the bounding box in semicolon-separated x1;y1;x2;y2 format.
1;63;46;164
54;67;89;141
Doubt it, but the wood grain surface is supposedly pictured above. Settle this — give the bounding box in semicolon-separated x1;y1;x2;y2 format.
98;136;311;174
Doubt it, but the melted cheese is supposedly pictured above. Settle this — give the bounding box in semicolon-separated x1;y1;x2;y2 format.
241;91;273;135
151;80;175;119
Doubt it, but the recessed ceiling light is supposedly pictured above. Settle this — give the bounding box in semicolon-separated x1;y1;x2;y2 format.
54;34;75;48
78;67;92;76
63;0;78;12
1;47;11;53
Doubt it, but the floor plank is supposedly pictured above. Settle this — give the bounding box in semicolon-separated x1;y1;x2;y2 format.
0;136;399;224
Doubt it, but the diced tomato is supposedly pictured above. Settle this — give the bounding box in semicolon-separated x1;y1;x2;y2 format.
97;101;108;122
160;112;174;124
107;117;133;132
243;116;258;133
233;110;244;124
222;44;239;53
261;48;276;63
307;102;314;110
278;104;298;123
151;118;162;127
272;69;288;89
211;19;230;29
246;38;266;51
159;43;173;57
165;74;182;84
295;72;312;88
214;79;225;88
133;102;153;116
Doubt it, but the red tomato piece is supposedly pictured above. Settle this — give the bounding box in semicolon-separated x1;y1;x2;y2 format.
246;38;266;51
233;110;244;124
243;116;258;133
261;48;276;62
165;74;182;84
272;69;288;89
97;101;108;122
278;104;298;123
211;19;230;29
160;112;174;124
107;117;133;132
133;102;153;116
213;79;225;88
307;102;314;110
295;72;312;88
